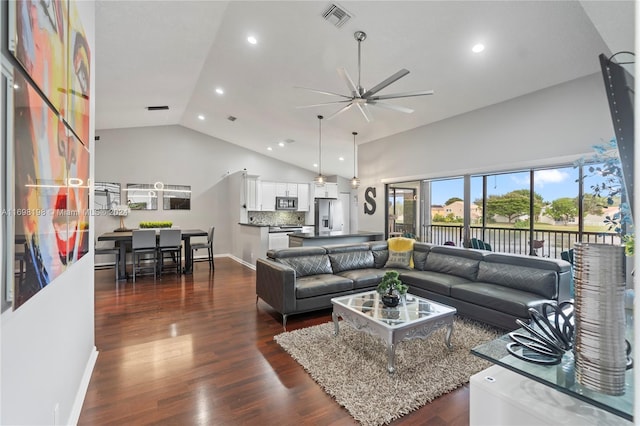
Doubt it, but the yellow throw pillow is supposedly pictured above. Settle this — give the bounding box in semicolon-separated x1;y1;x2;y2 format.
387;237;415;268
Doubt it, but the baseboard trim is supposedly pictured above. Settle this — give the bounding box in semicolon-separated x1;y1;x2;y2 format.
226;254;256;270
68;346;99;425
191;253;256;270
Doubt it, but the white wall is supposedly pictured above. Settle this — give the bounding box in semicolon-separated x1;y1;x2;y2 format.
94;125;317;255
1;2;96;425
356;73;616;233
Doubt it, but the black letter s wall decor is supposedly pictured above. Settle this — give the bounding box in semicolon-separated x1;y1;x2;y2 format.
364;187;376;215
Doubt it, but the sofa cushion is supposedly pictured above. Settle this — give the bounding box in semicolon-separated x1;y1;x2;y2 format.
277;254;332;277
412;242;432;271
451;282;553;318
425;252;480;281
477;262;558;299
483;252;571;273
338;268;387;290
296;274;354;299
329;250;375;273
372;250;389;268
400;270;472;296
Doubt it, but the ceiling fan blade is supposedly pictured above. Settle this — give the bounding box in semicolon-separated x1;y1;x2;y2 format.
356;103;373;122
325;103;354;120
369;90;434;101
337;67;358;94
294;86;352;99
295;100;352;109
368;101;414;114
361;69;410;98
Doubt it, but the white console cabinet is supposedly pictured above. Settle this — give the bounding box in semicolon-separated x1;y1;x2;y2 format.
470;364;632;426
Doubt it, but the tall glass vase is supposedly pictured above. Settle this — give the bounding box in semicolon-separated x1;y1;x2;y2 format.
573;242;627;395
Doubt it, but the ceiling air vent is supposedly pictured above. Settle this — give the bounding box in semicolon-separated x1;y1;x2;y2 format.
146;105;169;111
321;3;352;28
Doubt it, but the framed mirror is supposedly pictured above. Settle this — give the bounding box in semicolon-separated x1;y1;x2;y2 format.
126;183;158;210
163;184;191;210
94;182;121;211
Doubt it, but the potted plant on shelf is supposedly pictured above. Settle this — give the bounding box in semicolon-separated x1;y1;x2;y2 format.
377;270;408;307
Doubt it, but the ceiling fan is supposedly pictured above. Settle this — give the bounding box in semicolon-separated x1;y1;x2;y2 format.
296;31;434;122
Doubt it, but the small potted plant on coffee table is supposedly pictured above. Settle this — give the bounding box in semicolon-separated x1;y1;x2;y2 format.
377;270;408;308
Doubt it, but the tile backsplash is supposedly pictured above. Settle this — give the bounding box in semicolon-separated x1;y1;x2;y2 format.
248;211;306;225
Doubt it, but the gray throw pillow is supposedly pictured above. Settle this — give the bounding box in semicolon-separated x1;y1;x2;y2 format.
384;250;412;269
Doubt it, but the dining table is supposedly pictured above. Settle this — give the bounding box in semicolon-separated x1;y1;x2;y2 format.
97;228;208;280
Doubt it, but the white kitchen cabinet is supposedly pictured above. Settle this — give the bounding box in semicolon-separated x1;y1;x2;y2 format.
245;175;260;210
276;183;298;197
297;183;309;211
261;181;276;211
470;364;631;425
314;182;338;199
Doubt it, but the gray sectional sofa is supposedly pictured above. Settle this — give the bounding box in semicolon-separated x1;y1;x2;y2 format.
256;241;572;330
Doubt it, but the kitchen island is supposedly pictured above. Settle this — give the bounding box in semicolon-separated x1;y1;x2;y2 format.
288;231;384;247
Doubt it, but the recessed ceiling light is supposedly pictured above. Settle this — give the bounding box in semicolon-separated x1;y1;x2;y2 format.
339;157;344;161
247;35;257;45
472;43;485;53
215;87;224;95
13;83;19;89
197;114;205;120
267;147;273;151
278;142;285;147
313;163;318;168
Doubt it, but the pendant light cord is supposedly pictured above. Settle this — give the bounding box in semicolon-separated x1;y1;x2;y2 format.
318;115;323;177
352;131;357;177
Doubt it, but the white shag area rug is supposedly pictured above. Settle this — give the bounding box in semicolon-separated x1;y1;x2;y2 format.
274;317;500;426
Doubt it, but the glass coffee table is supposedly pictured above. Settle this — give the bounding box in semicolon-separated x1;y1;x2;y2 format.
331;291;457;374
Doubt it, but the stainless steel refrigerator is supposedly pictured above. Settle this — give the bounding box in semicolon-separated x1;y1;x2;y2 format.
314;198;344;233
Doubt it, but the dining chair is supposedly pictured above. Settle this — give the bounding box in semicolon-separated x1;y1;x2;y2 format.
94;238;120;282
157;229;182;276
191;226;214;270
132;229;157;282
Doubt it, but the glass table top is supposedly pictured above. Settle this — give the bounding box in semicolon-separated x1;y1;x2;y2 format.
471;311;634;421
331;291;456;328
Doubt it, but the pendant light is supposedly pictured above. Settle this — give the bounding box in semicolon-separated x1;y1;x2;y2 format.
313;115;325;186
351;131;360;189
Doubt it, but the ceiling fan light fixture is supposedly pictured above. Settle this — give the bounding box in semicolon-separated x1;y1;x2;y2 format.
296;31;434;122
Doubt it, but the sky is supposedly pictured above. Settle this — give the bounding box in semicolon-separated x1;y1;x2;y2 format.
430;166;606;205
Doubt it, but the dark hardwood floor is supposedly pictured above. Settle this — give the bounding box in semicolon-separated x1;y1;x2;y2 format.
79;258;470;425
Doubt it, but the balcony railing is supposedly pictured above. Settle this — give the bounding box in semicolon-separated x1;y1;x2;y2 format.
426;224;620;259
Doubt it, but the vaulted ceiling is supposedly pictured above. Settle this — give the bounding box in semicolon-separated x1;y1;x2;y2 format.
95;1;635;177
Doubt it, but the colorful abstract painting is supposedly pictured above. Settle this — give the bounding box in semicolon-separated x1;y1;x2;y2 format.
66;0;90;145
66;132;90;261
10;0;68;116
13;73;68;308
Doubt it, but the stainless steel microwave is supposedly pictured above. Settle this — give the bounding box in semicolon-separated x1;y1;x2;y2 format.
276;197;298;210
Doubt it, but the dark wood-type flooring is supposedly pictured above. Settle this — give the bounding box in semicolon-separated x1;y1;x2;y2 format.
79;258;471;425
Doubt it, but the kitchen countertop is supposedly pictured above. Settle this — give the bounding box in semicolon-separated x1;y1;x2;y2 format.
288;231;384;239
